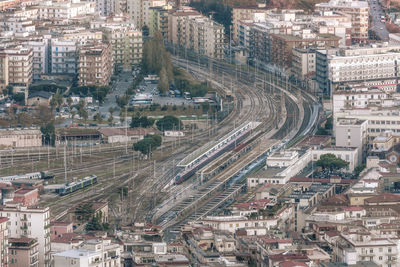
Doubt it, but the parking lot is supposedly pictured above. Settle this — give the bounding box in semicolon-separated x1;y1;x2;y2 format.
133;82;193;106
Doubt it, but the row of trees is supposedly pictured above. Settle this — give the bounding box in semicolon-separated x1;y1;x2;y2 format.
142;32;173;93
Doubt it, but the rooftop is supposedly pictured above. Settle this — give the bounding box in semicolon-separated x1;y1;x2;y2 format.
54;249;98;259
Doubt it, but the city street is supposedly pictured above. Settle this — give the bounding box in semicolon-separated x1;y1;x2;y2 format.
368;0;389;41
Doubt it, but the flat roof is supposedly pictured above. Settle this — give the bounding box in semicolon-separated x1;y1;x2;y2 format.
54;249;98;258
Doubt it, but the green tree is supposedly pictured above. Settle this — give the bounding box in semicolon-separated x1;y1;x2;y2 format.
316;153;349;171
75;203;94;222
158;67;169;93
133;134;162;155
108;107;114;116
53;90;63;109
40;122;55;146
325;117;333;130
108;114;114;125
354;164;366;177
49;97;57;112
12;93;25;105
66;96;73;110
80;109;88;126
130;115;154;128
201;102;210;114
93;112;102;123
6;85;13;96
18;113;33;127
156;115;182;131
316;127;329;135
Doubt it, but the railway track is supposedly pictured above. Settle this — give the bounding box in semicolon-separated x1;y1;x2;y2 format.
152;53;318;241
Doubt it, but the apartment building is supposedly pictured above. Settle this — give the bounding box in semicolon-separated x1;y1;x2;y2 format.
188;17;225;59
78;42;113;86
0;218;8;267
312;11;352;46
0;203;50;267
332;86;394;115
0;53;8;91
1;17;35;34
91;0;115;16
232;7;271;42
248;22;293;65
315;0;369;42
168;9;225;59
335;118;368;163
9;237;39;267
334;108;400;142
168;7;201;46
103;25;143;71
23;37;51;80
37;0;95;20
3;46;33;93
291;48;316;80
317;45;400;96
335;230;398;266
0;0;20;10
127;0;166;28
63;30;103;46
270;30;340;68
51;39;78;75
54;239;121;267
148;5;172;40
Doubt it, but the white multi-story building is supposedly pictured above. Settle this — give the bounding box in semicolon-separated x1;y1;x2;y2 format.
38;0;95;20
315;0;369;42
332;86;395;115
1;17;35;34
0;203;50;267
335;118;368;163
318;45;400;95
51;39;78;75
62;30;103;46
54;239;121;267
201;215;278;234
334;108;400;142
23;37;51;80
335;230;398;266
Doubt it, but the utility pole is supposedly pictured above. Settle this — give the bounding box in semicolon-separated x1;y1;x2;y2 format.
64;144;67;183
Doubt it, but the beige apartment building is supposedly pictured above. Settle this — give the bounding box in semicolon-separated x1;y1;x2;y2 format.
9;237;39;267
291;48;316;80
103;25;143;71
2;46;32;94
232;7;271;42
0;218;7;267
0;53;8;92
169;8;225;59
78;42;113;86
149;5;172;40
315;0;369;42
